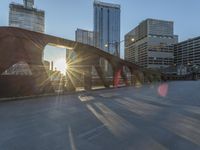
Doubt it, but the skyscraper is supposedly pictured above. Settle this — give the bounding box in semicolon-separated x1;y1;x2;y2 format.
23;0;34;8
125;18;178;69
94;1;120;56
9;0;45;33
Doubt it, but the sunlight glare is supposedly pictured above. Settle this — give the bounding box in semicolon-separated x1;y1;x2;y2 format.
54;58;67;74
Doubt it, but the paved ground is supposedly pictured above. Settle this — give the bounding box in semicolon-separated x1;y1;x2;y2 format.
0;81;200;150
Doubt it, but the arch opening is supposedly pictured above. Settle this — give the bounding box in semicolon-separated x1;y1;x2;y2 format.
43;44;69;93
92;57;114;89
122;65;132;86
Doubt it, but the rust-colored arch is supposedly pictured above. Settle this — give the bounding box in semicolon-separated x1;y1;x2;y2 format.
0;27;159;97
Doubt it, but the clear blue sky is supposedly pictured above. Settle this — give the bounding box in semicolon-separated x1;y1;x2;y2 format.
1;0;200;60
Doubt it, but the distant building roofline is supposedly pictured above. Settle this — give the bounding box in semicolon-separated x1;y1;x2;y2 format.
9;2;44;13
125;18;175;36
145;18;174;23
94;0;120;9
137;18;174;27
175;36;200;45
76;28;94;33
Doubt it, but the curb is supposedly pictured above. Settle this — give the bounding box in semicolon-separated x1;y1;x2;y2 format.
0;91;78;103
0;83;162;103
0;86;128;102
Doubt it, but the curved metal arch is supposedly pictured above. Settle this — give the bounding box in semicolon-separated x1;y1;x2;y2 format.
0;27;140;70
0;27;160;97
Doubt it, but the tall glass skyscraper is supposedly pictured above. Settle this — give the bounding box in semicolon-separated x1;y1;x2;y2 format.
93;1;120;56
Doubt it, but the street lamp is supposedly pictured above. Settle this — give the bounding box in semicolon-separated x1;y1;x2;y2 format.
104;38;135;57
104;41;121;57
131;38;135;42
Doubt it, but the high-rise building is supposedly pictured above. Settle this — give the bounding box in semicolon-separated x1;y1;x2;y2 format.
125;18;178;69
23;0;34;8
43;60;50;71
174;36;200;66
94;0;120;56
75;29;96;46
9;0;45;33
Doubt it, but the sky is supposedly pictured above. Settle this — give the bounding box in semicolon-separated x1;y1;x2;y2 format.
1;0;200;63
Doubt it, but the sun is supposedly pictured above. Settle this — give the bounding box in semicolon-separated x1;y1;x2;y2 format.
54;58;67;75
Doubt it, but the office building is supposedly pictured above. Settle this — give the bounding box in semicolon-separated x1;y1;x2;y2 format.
23;0;34;8
125;18;178;69
43;60;50;71
9;0;45;33
174;36;200;66
94;0;120;56
75;29;96;46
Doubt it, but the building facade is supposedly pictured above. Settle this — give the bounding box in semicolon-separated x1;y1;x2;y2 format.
43;60;50;71
174;36;200;66
23;0;34;8
9;0;45;33
125;19;178;69
75;29;96;46
94;0;120;56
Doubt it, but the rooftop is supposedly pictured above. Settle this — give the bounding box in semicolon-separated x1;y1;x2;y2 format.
9;2;44;13
174;36;200;45
76;28;94;33
94;0;120;9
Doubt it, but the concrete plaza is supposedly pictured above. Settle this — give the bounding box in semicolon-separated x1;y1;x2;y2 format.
0;81;200;150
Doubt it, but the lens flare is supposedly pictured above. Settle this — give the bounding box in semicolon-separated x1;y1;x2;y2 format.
158;83;168;97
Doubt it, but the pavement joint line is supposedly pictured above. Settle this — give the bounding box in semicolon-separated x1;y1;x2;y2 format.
78;125;105;139
87;130;105;141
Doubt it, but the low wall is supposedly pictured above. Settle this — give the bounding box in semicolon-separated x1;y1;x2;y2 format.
0;75;39;98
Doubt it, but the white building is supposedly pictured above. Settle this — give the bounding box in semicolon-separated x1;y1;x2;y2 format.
9;0;45;33
125;19;178;69
174;36;200;67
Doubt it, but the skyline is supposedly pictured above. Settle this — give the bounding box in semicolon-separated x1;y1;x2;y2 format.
1;0;200;60
1;0;200;42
